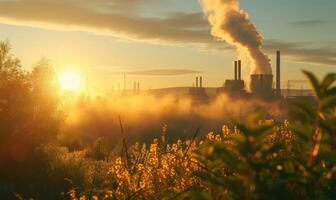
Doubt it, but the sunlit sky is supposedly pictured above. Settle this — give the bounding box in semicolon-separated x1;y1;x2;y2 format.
0;0;335;92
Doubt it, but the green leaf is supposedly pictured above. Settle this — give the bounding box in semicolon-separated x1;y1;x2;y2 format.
267;143;285;154
182;191;213;200
325;87;336;97
215;146;241;169
321;73;336;89
292;101;316;121
193;171;225;186
321;95;336;110
320;118;336;135
303;70;321;99
291;126;311;142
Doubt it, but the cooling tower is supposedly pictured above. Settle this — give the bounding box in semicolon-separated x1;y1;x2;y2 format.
250;74;273;98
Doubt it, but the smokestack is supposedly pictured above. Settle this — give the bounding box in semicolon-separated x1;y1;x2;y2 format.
196;77;199;88
200;76;203;88
276;50;281;97
137;82;140;93
118;83;121;95
238;60;241;80
133;81;136;94
86;76;89;93
123;73;126;95
234;61;238;80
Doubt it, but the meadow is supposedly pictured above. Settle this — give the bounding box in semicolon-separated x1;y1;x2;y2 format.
0;40;335;200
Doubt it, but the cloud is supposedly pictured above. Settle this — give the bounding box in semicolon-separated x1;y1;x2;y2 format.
93;68;204;76
0;0;334;67
265;40;336;66
127;69;204;76
289;20;330;27
0;0;155;11
163;12;208;29
0;0;214;45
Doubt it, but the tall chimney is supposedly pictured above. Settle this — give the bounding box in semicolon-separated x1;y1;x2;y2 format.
200;76;203;88
86;76;89;93
133;81;136;94
234;61;238;80
137;82;140;93
276;50;281;97
123;73;126;95
196;77;199;88
238;60;241;80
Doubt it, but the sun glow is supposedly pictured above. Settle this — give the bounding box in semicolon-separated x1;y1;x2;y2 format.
58;69;81;92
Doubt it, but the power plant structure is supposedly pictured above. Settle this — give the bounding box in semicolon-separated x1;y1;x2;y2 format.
133;81;140;95
108;50;314;106
188;50;284;102
189;76;208;102
217;60;247;98
248;50;281;99
215;50;282;100
276;50;281;97
250;74;274;99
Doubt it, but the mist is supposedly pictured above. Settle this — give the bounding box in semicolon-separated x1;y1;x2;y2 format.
59;92;283;148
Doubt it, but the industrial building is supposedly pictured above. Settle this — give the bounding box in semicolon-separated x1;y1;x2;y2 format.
216;60;247;98
189;76;208;102
215;50;282;101
249;50;281;99
186;50;315;107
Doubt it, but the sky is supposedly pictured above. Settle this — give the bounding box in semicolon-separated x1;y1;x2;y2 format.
0;0;335;92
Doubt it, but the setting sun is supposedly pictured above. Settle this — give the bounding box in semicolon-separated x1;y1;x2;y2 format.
58;69;81;92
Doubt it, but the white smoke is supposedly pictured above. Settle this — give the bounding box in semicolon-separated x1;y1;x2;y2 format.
201;0;272;74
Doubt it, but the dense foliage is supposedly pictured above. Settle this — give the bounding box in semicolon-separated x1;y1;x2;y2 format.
0;40;335;199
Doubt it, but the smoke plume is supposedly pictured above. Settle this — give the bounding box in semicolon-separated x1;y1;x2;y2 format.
201;0;272;74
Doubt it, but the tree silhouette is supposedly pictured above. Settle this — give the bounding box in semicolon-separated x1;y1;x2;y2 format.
0;40;64;199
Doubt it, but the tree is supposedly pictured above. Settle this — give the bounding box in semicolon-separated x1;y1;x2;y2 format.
0;40;29;139
0;40;64;199
29;57;63;142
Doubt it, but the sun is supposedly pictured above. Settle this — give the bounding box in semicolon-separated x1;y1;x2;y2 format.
58;69;81;92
